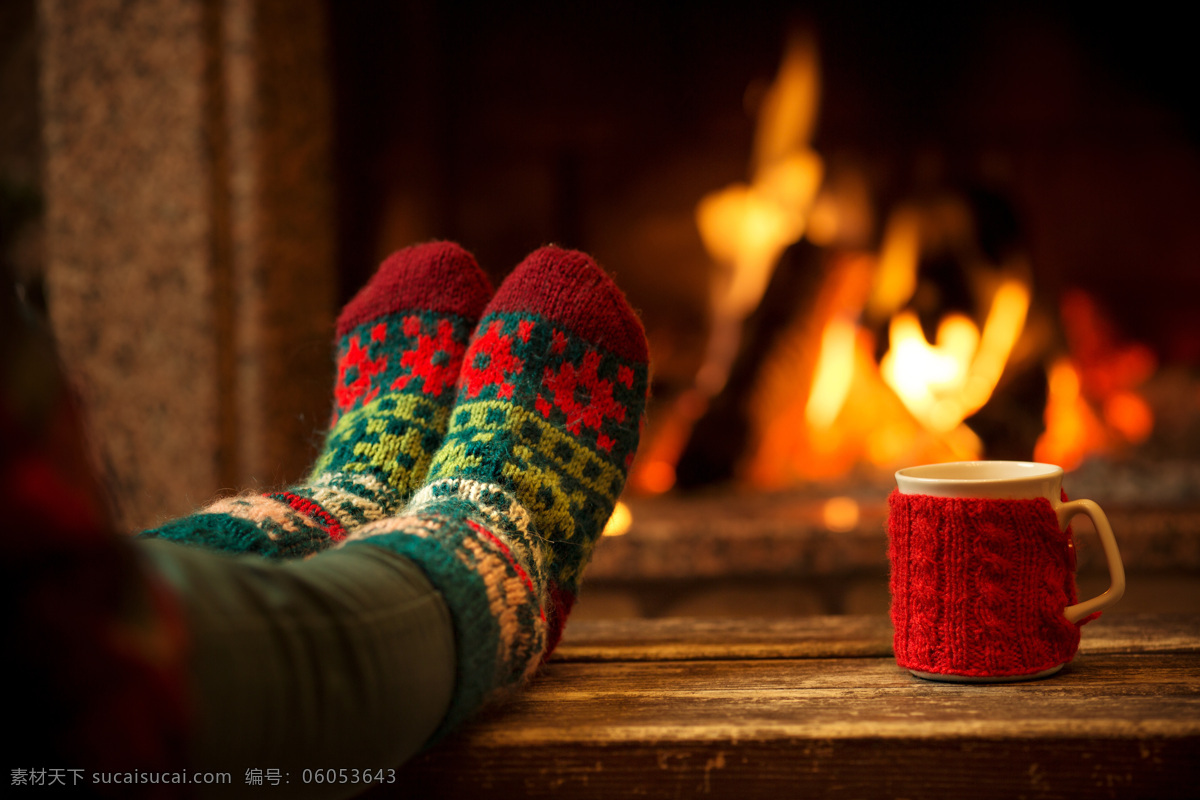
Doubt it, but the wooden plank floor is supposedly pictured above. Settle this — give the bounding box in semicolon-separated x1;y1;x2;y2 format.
392;614;1200;799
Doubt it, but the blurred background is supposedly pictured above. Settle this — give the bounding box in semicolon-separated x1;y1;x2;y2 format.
4;0;1198;617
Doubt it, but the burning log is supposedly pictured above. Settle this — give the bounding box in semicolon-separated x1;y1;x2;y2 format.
673;242;825;489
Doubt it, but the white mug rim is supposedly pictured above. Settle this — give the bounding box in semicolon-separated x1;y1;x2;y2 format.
895;460;1063;499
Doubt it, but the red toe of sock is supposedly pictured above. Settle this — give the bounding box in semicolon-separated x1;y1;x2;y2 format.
488;246;649;364
337;241;494;336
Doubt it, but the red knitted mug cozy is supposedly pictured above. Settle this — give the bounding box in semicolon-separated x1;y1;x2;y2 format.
888;490;1089;678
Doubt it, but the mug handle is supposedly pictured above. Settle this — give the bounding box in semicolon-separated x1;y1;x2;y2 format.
1058;499;1127;623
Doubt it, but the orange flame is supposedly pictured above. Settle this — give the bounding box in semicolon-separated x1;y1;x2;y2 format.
804;315;857;428
1035;291;1156;469
865;206;920;321
880;276;1030;435
694;30;824;393
745;201;1035;486
636;38;1159;500
1035;359;1105;471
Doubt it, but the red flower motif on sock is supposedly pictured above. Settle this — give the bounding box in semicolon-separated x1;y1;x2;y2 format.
540;350;626;440
461;321;523;399
335;335;388;411
393;319;464;398
551;330;568;355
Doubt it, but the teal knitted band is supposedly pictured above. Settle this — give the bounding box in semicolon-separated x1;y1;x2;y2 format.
343;482;546;739
143;511;325;559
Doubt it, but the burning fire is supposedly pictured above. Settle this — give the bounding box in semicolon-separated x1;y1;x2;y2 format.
744;205;1035;486
630;33;1158;499
1035;291;1156;470
880;275;1030;435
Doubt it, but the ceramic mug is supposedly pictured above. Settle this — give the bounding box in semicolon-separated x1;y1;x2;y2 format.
888;460;1125;682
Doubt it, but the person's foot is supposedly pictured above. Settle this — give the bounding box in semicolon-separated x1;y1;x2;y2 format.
142;242;493;557
345;245;649;731
424;245;648;650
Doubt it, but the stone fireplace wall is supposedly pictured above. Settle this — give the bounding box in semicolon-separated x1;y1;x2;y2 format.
35;0;335;532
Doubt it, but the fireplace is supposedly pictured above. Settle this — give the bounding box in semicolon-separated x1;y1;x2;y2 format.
16;2;1199;617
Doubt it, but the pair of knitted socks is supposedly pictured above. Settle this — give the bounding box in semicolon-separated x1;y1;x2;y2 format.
141;242;648;727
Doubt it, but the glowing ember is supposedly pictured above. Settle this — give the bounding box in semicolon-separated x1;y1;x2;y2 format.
1104;391;1154;444
822;496;860;532
602;500;633;537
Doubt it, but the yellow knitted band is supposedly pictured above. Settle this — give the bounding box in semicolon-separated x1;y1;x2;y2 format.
430;400;624;497
312;393;450;491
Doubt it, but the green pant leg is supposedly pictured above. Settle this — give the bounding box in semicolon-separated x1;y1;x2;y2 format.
138;539;455;794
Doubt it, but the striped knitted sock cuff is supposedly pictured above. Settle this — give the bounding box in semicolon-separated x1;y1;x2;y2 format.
139;503;327;559
342;480;547;738
138;471;396;556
